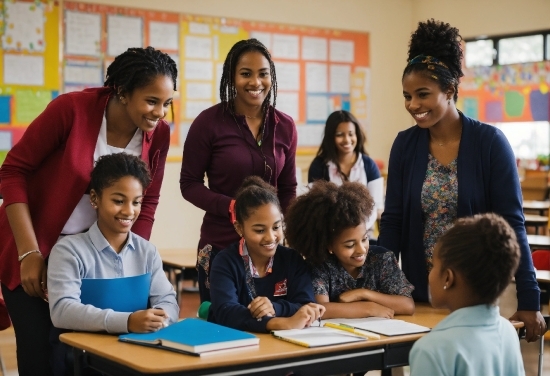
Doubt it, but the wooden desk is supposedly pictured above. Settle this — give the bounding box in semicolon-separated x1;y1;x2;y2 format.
524;214;549;235
158;249;198;302
537;270;550;284
523;200;550;216
528;235;550;250
61;305;449;376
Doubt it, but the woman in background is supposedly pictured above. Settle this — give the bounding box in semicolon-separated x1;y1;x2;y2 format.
0;47;176;375
378;19;545;342
180;38;297;303
308;110;383;239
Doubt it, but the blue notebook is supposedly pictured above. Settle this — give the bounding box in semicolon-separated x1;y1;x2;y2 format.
119;318;259;355
80;273;151;312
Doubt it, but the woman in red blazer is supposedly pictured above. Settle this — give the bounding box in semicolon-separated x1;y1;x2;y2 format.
0;47;177;376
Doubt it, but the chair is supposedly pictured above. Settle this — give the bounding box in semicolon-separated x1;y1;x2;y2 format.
521;170;549;201
533;250;550;271
0;290;11;376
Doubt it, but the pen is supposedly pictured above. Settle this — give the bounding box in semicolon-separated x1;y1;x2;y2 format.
248;289;262;321
324;322;381;340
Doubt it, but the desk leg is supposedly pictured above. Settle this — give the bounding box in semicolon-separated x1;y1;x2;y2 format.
73;347;85;376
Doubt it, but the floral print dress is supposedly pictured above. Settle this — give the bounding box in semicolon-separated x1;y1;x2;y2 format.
421;154;458;273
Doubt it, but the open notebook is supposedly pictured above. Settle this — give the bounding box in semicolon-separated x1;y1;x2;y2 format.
271;327;366;348
323;317;431;336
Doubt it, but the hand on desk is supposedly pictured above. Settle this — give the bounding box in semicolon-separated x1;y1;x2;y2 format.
248;296;275;319
128;308;167;333
265;303;326;330
509;310;547;342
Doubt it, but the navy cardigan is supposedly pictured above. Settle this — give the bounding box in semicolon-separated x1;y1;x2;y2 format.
307;154;381;184
379;113;539;310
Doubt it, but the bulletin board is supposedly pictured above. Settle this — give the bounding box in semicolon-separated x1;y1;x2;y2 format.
459;62;550;122
0;0;60;166
0;0;370;164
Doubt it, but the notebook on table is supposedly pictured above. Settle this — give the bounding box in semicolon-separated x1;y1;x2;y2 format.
324;317;431;336
271;327;366;348
119;318;259;356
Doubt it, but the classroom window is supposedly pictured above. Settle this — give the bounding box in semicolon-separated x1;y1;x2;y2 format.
493;121;550;161
498;35;544;65
465;40;494;68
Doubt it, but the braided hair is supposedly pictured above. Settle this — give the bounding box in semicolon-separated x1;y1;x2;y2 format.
403;19;463;101
104;46;178;96
437;213;520;304
90;152;152;196
219;38;277;115
234;176;281;223
285;180;374;265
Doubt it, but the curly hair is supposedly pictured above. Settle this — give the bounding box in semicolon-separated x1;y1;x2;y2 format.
234;176;281;223
315;110;367;179
437;213;520;304
104;46;178;95
403;19;464;101
285;180;374;265
219;38;277;115
90;153;152;196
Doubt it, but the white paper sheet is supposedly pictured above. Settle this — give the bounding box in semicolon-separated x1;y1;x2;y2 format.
3;2;45;52
215;62;224;102
107;15;143;57
149;21;178;50
250;32;272;50
297;124;325;146
186;82;212;100
184;60;213;81
189;22;210;35
330;64;351;93
3;54;44;86
186;101;213;119
306;63;327;93
0;131;12;150
330;40;354;63
275;62;300;91
185;36;212;59
65;11;101;56
272;34;299;60
64;63;102;85
302;36;327;61
306;95;328;122
276;92;299;120
324;318;431;336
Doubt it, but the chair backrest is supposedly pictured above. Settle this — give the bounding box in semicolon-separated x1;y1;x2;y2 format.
0;291;11;331
532;250;550;271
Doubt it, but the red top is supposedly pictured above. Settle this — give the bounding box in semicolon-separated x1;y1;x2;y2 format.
180;103;297;250
0;87;170;290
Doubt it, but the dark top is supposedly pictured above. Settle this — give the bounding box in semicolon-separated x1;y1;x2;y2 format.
180;103;297;250
307;153;381;183
379;113;539;310
310;245;414;302
208;242;315;333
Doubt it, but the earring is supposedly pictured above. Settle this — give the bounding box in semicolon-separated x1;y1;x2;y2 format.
90;201;97;209
119;96;126;105
443;285;447;290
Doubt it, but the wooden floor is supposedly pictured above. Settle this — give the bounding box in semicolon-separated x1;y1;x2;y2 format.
0;281;549;376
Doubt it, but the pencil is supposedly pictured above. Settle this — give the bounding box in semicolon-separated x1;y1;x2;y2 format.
324;322;381;340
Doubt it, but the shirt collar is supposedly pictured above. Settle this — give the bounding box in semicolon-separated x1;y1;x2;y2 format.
239;238;274;277
433;304;500;332
87;221;135;254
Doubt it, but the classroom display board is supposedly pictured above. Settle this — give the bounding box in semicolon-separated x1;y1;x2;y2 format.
0;0;370;166
459;62;550;122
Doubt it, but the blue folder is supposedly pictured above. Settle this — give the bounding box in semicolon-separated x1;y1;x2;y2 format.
80;273;151;312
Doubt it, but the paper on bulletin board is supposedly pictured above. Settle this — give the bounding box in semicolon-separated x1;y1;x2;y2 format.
2;1;45;52
184;60;213;81
185;36;212;59
330;64;351;94
250;31;271;50
330;40;354;63
302;37;327;61
65;10;101;56
272;34;299;60
14;89;52;124
277;92;299;121
149;21;179;51
275;62;300;91
64;60;102;86
306;63;327;93
307;95;329;122
107;15;143;57
3;54;44;86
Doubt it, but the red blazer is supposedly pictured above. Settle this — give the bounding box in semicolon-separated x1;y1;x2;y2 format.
0;87;170;290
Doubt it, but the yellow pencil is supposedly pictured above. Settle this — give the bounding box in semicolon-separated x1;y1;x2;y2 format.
324;322;381;340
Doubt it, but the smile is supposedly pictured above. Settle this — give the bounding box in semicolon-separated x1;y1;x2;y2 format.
117;218;133;225
412;111;428;119
145;118;159;127
261;242;277;250
247;89;264;97
352;254;366;261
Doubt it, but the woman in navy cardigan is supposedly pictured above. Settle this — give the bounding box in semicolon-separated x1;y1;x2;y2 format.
379;19;545;342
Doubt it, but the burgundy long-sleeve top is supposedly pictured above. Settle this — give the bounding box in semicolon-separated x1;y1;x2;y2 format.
0;87;170;290
180;103;297;250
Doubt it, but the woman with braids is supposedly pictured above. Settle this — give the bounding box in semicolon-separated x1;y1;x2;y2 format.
285;180;414;320
0;46;176;375
378;19;546;342
308;110;383;239
180;39;297;303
